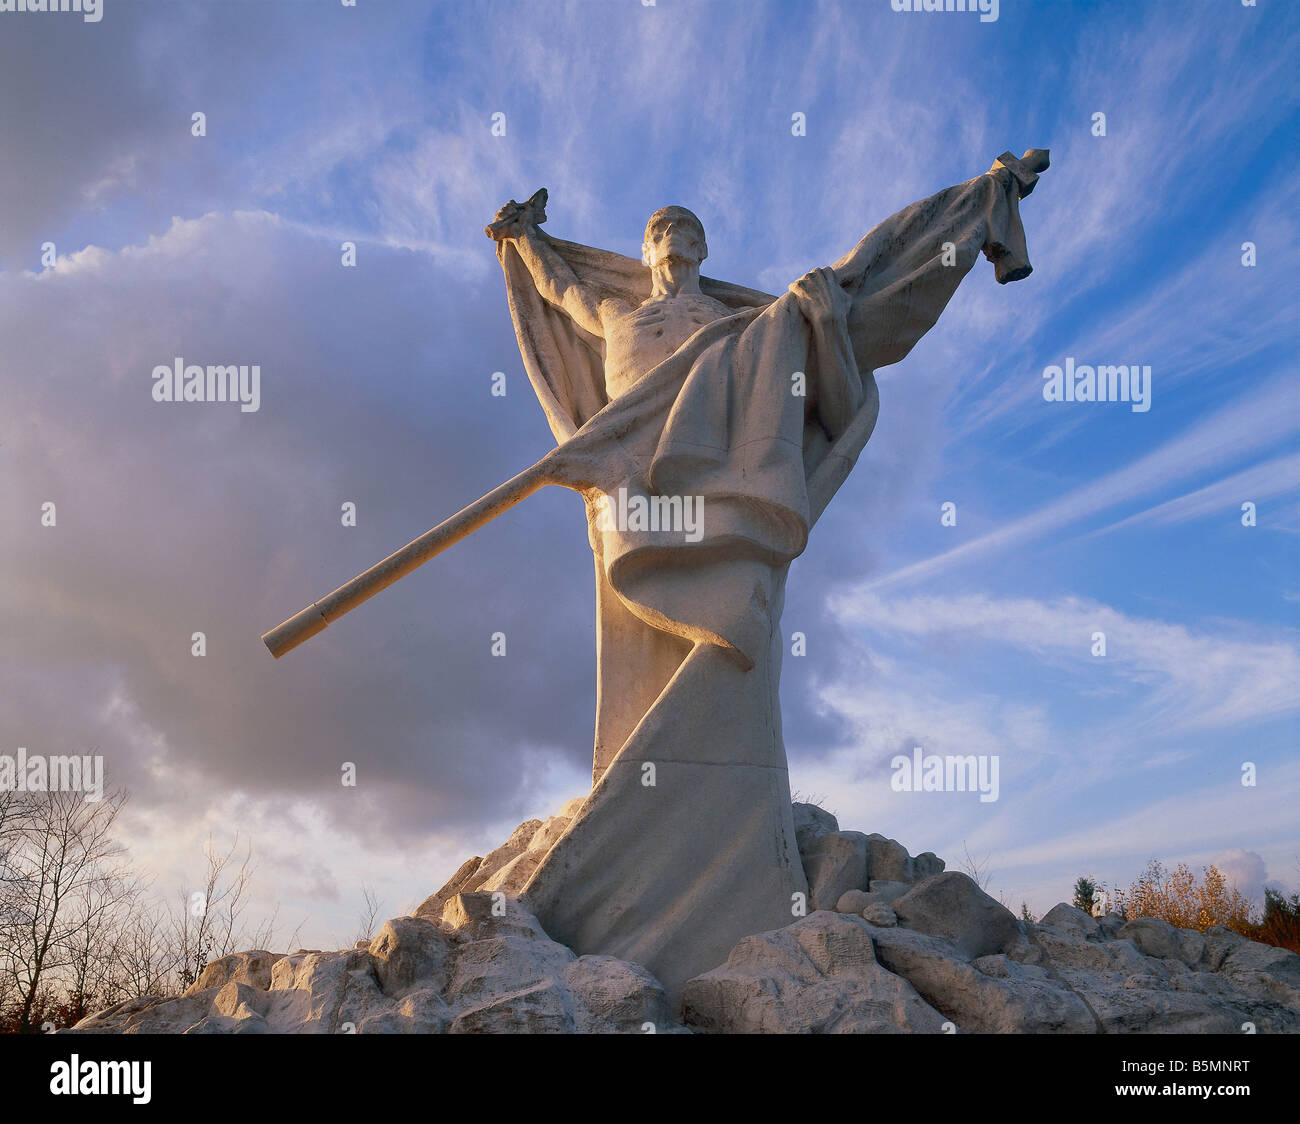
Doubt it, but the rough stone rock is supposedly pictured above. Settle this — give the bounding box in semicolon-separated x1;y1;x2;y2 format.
1024;919;1300;1033
108;989;225;1033
1040;902;1101;941
871;925;1096;1033
865;834;916;883
267;947;384;1033
74;896;685;1035
1119;917;1207;967
439;901;678;1033
792;801;838;854
481;810;582;895
1218;939;1300;1002
564;956;675;1033
912;852;946;880
1096;913;1126;940
558;796;586;820
416;804;587;913
185;1014;253;1034
893;872;1021;959
528;812;575;857
442;890;551;941
214;980;269;1020
835;889;871;914
862;903;898;927
68;995;164;1032
478;850;543;896
69;993;195;1034
448;983;567;1033
1203;925;1245;970
369;916;452;996
183;949;280;996
867;880;911;902
414;855;482;921
443;933;574;1011
356;989;451;1034
801;830;869;911
465;819;541;892
682;911;947;1033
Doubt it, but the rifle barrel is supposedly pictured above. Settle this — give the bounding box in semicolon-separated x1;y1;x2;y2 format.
261;457;553;658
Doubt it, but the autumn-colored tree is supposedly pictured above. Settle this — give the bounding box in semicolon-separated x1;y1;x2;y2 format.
1244;888;1300;954
1112;859;1254;934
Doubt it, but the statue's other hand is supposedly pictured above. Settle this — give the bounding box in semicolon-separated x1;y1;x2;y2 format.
1021;149;1050;174
484;200;529;241
789;267;852;325
988;150;1049;198
484;188;549;242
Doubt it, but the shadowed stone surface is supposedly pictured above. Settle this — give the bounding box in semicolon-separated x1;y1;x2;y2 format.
893;872;1022;959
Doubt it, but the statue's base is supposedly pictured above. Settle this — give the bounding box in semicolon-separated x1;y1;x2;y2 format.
71;800;1300;1034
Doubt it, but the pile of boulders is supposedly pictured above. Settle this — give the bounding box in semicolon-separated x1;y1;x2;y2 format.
71;802;1300;1034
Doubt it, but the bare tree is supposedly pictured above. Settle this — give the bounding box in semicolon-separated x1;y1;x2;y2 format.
171;834;258;989
113;902;179;999
354;884;382;944
61;861;145;1023
959;840;993;891
246;902;282;953
282;915;307;955
0;795;307;1030
0;790;26;1019
1;788;129;1032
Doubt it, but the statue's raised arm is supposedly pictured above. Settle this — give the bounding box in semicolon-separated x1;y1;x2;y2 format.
486;189;612;340
830;148;1049;376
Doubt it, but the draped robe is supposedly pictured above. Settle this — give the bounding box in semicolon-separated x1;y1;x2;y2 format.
494;165;1036;1004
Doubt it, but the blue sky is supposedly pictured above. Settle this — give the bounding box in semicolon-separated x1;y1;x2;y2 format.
1;0;1297;945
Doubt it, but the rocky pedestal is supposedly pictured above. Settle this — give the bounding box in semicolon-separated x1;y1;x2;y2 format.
73;802;1300;1034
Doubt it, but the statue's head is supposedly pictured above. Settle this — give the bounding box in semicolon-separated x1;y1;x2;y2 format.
642;206;707;269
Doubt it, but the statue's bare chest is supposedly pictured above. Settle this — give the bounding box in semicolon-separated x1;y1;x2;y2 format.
603;295;730;398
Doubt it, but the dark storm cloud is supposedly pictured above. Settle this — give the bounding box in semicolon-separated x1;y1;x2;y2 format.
1;211;598;844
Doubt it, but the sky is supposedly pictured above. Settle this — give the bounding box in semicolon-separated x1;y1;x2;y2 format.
1;0;1297;948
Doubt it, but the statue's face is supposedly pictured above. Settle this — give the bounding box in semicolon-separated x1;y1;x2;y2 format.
642;207;707;268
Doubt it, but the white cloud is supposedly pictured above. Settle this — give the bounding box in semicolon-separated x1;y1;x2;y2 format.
832;589;1300;736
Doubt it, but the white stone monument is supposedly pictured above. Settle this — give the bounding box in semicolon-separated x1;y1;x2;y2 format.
263;148;1049;1002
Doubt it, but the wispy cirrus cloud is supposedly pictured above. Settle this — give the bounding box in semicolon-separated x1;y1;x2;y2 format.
831;589;1300;737
1085;451;1300;537
865;372;1298;590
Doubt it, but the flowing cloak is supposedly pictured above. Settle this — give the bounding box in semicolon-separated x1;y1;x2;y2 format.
494;166;1035;1003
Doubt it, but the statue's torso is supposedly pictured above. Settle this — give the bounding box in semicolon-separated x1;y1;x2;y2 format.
602;293;732;398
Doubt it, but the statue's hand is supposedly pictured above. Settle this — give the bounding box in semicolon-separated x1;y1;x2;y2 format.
989;150;1049;198
485;188;549;241
789;267;852;325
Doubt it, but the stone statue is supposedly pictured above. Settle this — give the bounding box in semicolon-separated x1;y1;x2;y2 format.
261;148;1049;1004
